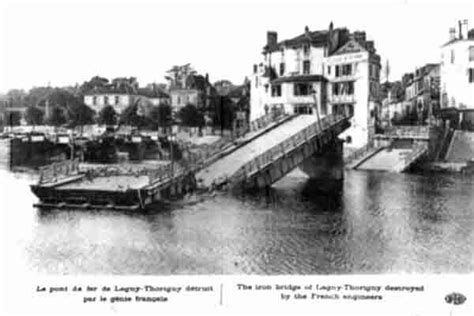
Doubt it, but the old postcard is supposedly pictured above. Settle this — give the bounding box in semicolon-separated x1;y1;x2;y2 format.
0;0;473;315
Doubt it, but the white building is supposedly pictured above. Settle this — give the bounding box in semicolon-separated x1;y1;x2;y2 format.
84;88;169;115
440;22;474;111
250;23;381;150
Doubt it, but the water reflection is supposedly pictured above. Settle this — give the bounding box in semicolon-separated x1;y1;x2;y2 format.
1;152;472;274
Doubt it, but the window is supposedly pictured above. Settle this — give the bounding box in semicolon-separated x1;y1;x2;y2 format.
335;64;353;77
342;64;352;76
303;60;311;74
271;85;282;97
177;96;181;105
470;46;474;61
347;104;354;117
115;96;120;105
332;82;354;95
294;83;312;96
303;44;310;56
104;96;109;105
279;63;285;76
469;68;474;83
327;65;331;75
451;50;455;64
92;96;97;106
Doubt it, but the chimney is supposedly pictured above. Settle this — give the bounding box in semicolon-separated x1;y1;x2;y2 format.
449;28;456;41
365;41;374;53
353;31;366;43
267;31;278;48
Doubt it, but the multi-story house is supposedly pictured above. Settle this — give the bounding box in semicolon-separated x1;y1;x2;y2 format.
404;63;440;123
83;80;169;115
251;23;381;150
440;21;474;128
324;32;381;148
169;74;216;112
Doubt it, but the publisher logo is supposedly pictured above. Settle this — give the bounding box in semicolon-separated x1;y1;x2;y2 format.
445;292;466;305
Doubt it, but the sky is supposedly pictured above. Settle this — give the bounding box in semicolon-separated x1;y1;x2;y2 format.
0;0;473;93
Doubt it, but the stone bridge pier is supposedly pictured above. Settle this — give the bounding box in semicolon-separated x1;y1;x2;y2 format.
300;139;344;183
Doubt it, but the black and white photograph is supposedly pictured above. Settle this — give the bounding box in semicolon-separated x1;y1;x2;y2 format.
0;0;473;314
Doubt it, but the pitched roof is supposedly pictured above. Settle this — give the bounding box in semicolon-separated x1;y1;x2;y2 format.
136;87;169;98
264;29;329;52
331;38;367;56
264;27;350;53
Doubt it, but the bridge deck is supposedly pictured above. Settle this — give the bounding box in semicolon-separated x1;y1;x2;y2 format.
196;115;320;187
357;145;427;172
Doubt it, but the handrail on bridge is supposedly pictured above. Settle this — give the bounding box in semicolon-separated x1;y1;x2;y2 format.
39;159;81;184
228;113;347;185
248;109;287;133
380;125;431;138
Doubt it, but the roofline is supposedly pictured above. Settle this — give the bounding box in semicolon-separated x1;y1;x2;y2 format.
84;92;169;98
441;38;474;47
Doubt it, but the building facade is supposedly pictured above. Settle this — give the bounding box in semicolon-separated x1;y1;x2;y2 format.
404;63;440;124
250;23;381;149
84;87;169;115
169;74;215;113
440;23;474;112
324;36;381;148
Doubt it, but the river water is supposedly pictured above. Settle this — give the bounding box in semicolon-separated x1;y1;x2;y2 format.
0;140;472;275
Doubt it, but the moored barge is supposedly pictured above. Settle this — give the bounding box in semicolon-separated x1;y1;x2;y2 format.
30;159;197;211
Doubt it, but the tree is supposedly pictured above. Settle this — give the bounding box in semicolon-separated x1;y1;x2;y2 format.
46;106;67;131
5;111;22;127
67;102;95;133
6;89;27;108
48;88;77;108
177;104;204;128
25;106;44;128
165;64;196;89
148;104;172;130
212;96;235;132
97;105;117;126
119;104;147;128
79;76;109;94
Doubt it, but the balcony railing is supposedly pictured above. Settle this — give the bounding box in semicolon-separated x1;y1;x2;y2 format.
328;94;356;104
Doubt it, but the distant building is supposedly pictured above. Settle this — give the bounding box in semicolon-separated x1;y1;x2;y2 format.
214;79;251;135
439;21;474;128
404;63;440;122
251;23;381;149
83;80;169;115
169;74;216;112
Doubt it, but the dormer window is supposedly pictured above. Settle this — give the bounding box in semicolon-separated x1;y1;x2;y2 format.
303;44;310;55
